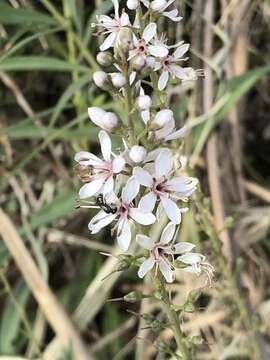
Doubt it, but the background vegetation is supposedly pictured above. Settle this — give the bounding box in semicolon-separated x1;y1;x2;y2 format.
0;0;269;359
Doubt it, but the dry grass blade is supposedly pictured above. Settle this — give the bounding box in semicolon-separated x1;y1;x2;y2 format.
0;208;93;360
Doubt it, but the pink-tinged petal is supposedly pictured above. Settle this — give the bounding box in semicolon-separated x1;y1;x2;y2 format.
100;32;118;51
177;252;204;264
88;210;116;234
148;45;168;58
159;258;174;283
138;257;155;278
129;208;156;225
138;192;157;213
102;176;114;194
79;178;105;199
158;71;169;91
143;23;156;43
173;43;190;59
88;107;106;129
136;234;155;250
98;130;111;161
160;222;176;244
165;125;188;141
162;10;183;22
74;151;102;166
133;167;153;187
117;218;131;251
160;196;181;224
122;177;140;204
155;149;173;177
112;156;125;173
174;242;195;254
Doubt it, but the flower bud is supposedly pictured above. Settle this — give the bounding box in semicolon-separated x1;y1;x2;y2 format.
127;0;138;9
130;54;145;70
150;0;167;12
116;27;133;52
153;109;174;128
129;145;147;163
123;290;143;303
96;51;113;67
136;95;152;110
110;72;127;88
93;71;110;90
88;107;118;131
102;112;119;130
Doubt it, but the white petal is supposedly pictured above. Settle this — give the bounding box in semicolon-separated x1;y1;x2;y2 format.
160;222;176;244
120;12;130;26
159;258;174;283
136;234;155;249
102;176;114;194
163;9;183;22
79;178;105;199
99;130;111;161
112;156;125;173
117;218;131;251
155;119;175;140
138;257;155;278
158;71;169;91
165;125;187;140
155;149;173;177
174;242;195;254
177;252;204;264
74;151;102;166
170;65;187;79
148;45;168;57
166;176;198;193
88;107;106;129
122;177;140;204
160;196;181;224
129;208;156;225
100;32;118;51
143;23;156;43
138;192;157;213
88;210;116;234
133;167;153;187
141;109;150;124
173;43;190;59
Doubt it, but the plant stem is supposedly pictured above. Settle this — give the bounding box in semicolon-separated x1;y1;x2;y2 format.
154;274;190;359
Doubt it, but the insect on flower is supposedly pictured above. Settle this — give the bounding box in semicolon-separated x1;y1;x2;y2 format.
96;194;118;214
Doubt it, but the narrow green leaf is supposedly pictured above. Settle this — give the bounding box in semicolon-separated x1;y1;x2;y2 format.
0;56;91;73
0;3;57;26
0;280;30;354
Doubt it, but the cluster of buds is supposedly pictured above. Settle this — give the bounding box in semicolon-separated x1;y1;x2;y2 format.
75;0;213;285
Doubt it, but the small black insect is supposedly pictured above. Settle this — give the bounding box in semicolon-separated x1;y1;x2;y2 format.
96;194;117;214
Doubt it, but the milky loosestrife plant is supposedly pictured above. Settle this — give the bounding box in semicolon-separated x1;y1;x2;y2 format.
75;1;213;357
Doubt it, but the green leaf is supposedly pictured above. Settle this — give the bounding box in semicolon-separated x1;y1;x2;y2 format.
0;3;57;26
0;56;91;73
0;280;30;354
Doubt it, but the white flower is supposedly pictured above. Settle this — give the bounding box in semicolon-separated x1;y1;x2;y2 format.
88;107;118;131
152;109;188;141
128;23;168;63
141;0;182;22
177;253;215;285
88;177;156;251
133;149;198;223
137;95;152;111
96;0;130;51
155;43;190;90
137;222;195;282
75;131;125;199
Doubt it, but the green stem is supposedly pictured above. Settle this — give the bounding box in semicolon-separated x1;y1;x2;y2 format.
155;274;190;359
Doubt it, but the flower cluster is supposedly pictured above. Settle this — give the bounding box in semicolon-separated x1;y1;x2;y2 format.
75;0;212;284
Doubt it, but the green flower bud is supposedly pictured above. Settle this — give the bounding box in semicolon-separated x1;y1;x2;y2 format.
96;51;113;67
123;290;143;303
